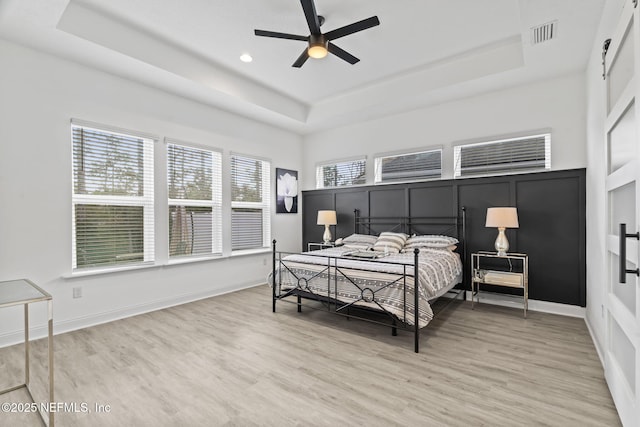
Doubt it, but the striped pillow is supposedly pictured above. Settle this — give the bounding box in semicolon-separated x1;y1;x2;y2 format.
343;234;378;246
404;235;458;249
373;232;408;254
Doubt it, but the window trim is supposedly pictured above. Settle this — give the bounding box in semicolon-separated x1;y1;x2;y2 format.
374;147;443;184
230;153;271;252
453;131;551;179
166;138;223;259
71;121;156;271
315;156;368;189
70;118;158;141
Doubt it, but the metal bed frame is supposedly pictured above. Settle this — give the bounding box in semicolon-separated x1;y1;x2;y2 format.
271;207;467;353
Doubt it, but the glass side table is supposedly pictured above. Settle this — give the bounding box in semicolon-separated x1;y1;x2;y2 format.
0;279;54;426
307;242;335;251
471;252;528;318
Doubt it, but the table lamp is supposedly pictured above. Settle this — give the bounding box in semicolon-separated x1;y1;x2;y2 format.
485;207;519;256
317;210;337;244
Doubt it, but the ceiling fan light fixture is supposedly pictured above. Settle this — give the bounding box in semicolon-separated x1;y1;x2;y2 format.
308;34;328;59
254;0;380;67
308;44;328;59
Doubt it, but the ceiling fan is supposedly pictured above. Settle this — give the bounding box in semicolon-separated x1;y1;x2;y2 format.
254;0;380;68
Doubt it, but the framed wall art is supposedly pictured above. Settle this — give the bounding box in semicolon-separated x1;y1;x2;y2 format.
276;168;298;213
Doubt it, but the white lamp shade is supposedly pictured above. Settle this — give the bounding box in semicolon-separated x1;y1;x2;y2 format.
317;210;337;226
485;207;519;228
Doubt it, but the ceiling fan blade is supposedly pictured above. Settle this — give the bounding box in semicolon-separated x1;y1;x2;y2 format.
300;0;322;35
255;29;308;41
325;16;380;41
328;43;360;64
292;49;310;68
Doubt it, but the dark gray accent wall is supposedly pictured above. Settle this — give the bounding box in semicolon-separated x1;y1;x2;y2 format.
301;169;586;307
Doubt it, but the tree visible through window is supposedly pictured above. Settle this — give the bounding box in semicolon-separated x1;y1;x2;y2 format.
316;158;366;188
167;141;221;258
230;154;271;251
71;122;154;269
232;156;263;202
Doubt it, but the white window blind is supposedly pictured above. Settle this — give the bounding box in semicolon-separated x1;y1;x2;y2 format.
374;149;442;183
230;154;271;251
167;141;222;258
71;122;155;270
316;158;366;188
454;133;551;178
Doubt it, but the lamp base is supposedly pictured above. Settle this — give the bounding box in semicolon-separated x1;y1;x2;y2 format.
495;227;509;256
323;224;332;245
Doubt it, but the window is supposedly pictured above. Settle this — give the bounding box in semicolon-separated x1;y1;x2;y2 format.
230;154;271;251
454;133;551;178
167;141;222;258
316;158;366;188
71;121;154;270
374;149;442;183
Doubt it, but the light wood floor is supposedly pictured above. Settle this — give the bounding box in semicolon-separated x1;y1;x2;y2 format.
0;285;620;426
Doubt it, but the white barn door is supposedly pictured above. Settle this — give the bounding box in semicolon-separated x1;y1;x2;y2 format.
604;2;640;425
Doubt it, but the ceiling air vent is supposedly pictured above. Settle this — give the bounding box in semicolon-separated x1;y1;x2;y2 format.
531;21;557;45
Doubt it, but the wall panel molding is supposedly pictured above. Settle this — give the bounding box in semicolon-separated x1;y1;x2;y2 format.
301;169;586;306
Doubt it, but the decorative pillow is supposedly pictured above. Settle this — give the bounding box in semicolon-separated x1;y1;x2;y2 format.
373;232;408;254
342;233;378;246
404;235;459;249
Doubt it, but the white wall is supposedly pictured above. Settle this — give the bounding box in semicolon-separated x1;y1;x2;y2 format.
301;73;587;189
0;40;302;346
584;0;626;359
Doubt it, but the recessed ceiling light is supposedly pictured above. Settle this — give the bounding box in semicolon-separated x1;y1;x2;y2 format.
240;53;253;63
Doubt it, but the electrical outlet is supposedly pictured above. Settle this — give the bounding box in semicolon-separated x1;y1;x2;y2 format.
73;287;82;299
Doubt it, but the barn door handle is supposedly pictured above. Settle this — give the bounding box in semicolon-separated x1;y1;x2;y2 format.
619;223;640;283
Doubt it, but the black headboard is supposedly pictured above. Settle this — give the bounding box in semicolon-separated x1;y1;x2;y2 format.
353;207;467;259
354;208;466;240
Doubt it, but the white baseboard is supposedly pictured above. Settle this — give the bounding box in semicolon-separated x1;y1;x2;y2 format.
584;316;605;369
2;285;588;349
465;291;585;318
0;281;264;349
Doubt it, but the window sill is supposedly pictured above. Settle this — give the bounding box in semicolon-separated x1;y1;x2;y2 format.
165;254;224;266
230;248;271;258
62;250;269;279
63;262;161;279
